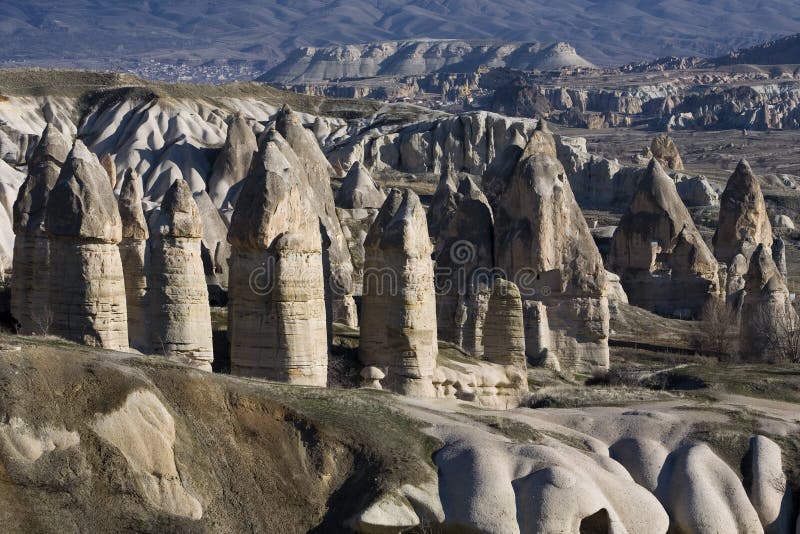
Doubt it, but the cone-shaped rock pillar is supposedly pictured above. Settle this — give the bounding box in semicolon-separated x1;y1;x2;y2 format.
44;140;128;349
713;159;773;266
609;159;720;318
149;179;213;370
740;244;798;361
494;124;610;372
227;131;328;385
118;169;150;352
11;124;71;334
360;188;438;396
207;112;258;212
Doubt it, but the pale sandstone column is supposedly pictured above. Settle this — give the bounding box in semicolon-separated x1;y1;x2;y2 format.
149;179;213;370
11;124;71;334
360;188;437;396
228;132;328;385
44;140;128;349
118;169;150;352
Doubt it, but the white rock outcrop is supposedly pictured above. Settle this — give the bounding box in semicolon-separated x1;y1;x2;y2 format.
609;159;721;318
493;124;610;371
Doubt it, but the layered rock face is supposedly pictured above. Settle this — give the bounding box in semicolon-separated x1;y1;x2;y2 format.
117;169;150;352
11;125;71;334
609;159;721;318
483;279;527;382
275;105;357;327
713;159;773;266
649;134;684;171
740;244;798;361
207;112;258;214
227;132;328;386
149;179;213;370
360;189;437;396
100;153;117;189
430;175;494;355
44;140;128;349
493;124;610;372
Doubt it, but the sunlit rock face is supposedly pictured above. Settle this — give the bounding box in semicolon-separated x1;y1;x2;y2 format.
227;131;328;386
11;124;71;335
360;188;438;397
609;159;721;319
118;169;150;352
149;179;213;370
492;123;610;372
44;140;128;350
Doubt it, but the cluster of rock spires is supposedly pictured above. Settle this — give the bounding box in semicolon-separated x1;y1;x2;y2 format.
7;101;797;393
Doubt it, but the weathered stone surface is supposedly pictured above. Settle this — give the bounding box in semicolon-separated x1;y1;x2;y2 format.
207;112;258;211
676;175;718;206
275;107;357;327
714;160;773;265
772;214;794;230
360;189;437;396
609;159;721;318
100;153;117;190
149;179;213;370
228;134;328;386
335;162;385;210
650;134;684;171
746;436;793;534
44;140;128;349
482;279;527;379
493;124;610;372
11;124;71;334
431;176;494;355
193;189;231;294
118;169;150;352
740;244;798;361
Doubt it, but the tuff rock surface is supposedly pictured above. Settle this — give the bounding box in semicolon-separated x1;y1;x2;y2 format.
360;189;438;396
149;179;213;370
227;131;328;386
609;159;721;318
11;124;71;334
493;123;610;372
44;140;128;349
118;169;150;352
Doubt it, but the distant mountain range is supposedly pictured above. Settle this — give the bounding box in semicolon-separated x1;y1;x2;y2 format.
1;1;799;80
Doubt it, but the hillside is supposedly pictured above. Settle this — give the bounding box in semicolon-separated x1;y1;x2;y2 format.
715;32;800;66
2;0;800;80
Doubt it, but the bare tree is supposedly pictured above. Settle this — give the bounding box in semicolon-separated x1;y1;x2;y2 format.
32;306;54;336
747;302;800;363
695;299;739;360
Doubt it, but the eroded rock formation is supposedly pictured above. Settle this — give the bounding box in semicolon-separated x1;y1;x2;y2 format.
227;131;328;385
149;179;213;370
44;140;128;349
118;169;150;352
335;162;386;210
207;112;258;214
609;159;721;317
493;123;610;372
360;189;437;396
483;279;527;379
740;244;798;361
275;105;358;327
11;124;71;334
650;134;684;171
714;159;773;265
431;175;494;355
